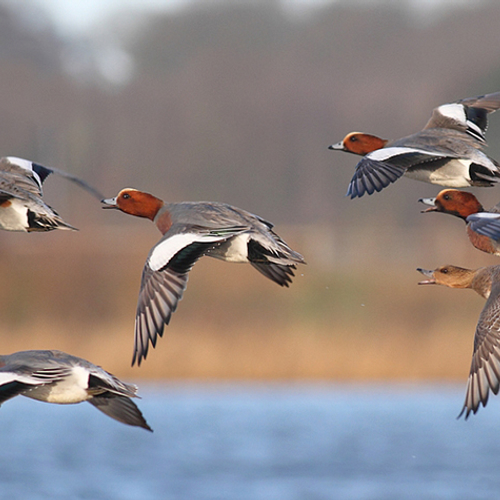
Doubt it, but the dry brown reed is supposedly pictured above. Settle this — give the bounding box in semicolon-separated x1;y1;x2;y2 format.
0;221;490;383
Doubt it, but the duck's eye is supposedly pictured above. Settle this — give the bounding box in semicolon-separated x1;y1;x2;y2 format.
443;194;450;201
441;268;448;274
122;193;131;200
349;136;358;142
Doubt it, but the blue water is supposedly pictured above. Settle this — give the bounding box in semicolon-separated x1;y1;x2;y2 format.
1;382;499;500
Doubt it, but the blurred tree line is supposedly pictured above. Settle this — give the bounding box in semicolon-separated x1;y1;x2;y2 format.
0;0;499;377
2;0;500;229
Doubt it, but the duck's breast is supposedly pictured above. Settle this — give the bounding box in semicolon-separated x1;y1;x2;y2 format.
0;199;29;231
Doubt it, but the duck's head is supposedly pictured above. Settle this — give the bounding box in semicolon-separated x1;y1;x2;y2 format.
102;188;164;220
419;189;484;219
417;265;476;289
328;132;388;156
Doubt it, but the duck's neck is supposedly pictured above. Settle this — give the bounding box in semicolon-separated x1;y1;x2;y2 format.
471;268;493;299
139;193;164;221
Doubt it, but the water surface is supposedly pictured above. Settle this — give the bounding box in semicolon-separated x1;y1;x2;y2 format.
1;382;499;500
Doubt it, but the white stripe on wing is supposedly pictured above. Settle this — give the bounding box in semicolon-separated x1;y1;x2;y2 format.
148;233;229;271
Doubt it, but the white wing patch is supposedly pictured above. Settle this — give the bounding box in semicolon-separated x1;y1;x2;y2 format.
367;147;444;161
5;156;42;189
436;103;467;126
148;233;227;272
0;372;44;386
5;157;34;173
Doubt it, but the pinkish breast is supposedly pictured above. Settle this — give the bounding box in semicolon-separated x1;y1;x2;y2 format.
155;209;173;234
468;226;500;256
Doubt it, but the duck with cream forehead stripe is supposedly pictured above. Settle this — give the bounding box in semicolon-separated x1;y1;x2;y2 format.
102;188;306;366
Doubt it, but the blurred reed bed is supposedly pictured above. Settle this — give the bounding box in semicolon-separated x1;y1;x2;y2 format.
0;221;494;381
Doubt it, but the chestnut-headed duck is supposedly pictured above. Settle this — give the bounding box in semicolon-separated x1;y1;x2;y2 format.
0;349;152;431
420;189;500;256
102;188;306;366
418;264;500;419
329;91;500;198
0;156;103;232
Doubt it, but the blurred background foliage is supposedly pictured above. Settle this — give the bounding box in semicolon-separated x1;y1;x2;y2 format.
0;0;499;380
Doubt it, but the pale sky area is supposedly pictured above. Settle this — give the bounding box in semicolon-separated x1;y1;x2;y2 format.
20;0;479;85
28;0;477;36
29;0;323;35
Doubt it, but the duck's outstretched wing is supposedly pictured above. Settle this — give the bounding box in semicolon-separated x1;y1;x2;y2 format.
424;91;500;143
346;148;438;198
44;165;104;200
458;282;500;419
88;394;152;431
0;156;103;200
467;213;500;241
0;375;37;404
0;366;69;404
133;227;247;366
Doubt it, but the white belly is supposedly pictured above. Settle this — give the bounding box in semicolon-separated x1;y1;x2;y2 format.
25;366;90;404
0;200;29;231
222;233;250;263
406;159;472;187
